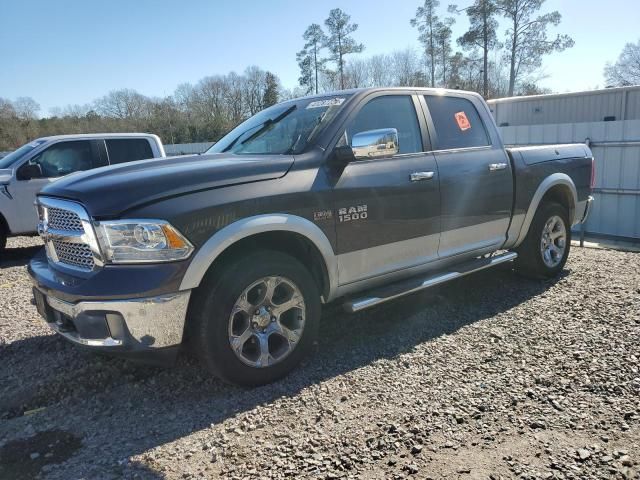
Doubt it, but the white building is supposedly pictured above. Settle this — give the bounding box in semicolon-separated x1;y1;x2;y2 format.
488;86;640;241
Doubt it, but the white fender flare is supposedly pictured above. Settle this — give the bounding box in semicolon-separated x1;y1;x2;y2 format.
513;173;578;248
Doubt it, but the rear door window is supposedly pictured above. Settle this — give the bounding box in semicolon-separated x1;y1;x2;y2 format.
106;139;153;165
347;95;423;155
424;96;490;150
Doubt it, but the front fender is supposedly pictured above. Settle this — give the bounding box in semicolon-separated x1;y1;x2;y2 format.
178;214;338;301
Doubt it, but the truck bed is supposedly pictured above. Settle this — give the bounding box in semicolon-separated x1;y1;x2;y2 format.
507;143;591;166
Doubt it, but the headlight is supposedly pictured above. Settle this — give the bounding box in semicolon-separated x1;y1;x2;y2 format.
97;220;193;263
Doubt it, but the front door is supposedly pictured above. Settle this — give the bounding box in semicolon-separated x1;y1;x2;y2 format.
331;93;441;286
422;94;513;258
11;140;103;233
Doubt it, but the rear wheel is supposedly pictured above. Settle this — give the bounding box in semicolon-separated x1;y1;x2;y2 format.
189;250;321;386
515;201;571;278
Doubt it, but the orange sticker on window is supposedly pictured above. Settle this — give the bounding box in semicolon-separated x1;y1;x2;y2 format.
454;111;471;131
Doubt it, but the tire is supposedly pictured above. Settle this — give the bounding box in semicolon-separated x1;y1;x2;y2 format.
514;201;571;279
189;250;321;386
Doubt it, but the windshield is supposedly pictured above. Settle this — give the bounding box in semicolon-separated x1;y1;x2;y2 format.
207;95;350;156
0;139;47;169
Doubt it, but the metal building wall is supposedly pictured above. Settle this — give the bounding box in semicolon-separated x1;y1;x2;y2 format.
488;86;640;127
499;120;640;239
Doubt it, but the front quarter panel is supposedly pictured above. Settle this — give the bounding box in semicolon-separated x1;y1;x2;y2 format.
123;154;339;297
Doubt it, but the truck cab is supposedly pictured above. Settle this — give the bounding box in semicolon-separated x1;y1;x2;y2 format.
0;133;165;253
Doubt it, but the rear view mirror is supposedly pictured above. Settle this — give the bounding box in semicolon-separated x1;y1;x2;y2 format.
352;128;399;160
17;163;43;180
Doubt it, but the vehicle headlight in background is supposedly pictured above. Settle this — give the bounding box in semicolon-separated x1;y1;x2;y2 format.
97;220;193;263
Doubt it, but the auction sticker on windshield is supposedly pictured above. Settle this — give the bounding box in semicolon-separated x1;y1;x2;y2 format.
306;98;345;109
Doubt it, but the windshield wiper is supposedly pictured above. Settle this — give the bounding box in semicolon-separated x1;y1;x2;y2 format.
239;104;297;146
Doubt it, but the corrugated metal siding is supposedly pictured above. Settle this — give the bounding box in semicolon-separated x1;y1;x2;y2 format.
488;86;640;126
500;120;640;239
164;142;214;156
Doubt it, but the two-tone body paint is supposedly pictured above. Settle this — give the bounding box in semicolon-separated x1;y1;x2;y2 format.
38;87;593;306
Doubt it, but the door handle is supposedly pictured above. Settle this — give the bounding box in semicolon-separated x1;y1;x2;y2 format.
410;171;435;181
488;163;508;171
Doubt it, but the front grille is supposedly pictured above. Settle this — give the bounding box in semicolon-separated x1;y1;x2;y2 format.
47;207;84;232
38;197;102;272
51;240;95;270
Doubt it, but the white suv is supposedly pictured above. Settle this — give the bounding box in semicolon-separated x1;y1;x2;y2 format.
0;133;165;254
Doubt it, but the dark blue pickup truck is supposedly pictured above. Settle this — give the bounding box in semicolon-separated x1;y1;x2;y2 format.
29;88;594;385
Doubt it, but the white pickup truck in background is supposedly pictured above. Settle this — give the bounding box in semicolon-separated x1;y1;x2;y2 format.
0;133;165;254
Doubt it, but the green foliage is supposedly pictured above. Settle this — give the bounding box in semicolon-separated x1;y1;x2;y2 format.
454;0;500;97
0;66;282;151
324;8;364;89
497;0;574;96
297;24;328;94
411;0;441;87
263;72;279;107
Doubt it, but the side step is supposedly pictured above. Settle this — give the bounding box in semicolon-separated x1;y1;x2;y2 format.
343;251;518;313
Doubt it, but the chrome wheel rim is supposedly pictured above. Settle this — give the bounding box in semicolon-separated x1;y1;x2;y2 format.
540;215;567;268
228;276;305;368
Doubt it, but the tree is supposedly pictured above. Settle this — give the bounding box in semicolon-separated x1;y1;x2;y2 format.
0;98;16;119
297;24;327;94
368;54;394;87
324;8;364;90
94;89;150;120
13;97;40;120
435;17;455;86
411;0;440;87
263;72;279;107
391;48;423;87
604;40;640;87
296;52;314;94
452;0;500;97
497;0;574;96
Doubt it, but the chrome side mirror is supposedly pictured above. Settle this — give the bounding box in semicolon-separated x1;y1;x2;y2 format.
351;128;399;160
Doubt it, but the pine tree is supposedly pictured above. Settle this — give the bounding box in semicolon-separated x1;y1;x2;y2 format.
452;0;500;98
411;0;440;88
262;72;279;107
324;9;364;90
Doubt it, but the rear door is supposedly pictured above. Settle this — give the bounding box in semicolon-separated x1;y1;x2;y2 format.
421;94;513;258
331;92;441;286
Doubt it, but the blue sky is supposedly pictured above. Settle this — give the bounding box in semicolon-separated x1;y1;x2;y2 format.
1;0;637;115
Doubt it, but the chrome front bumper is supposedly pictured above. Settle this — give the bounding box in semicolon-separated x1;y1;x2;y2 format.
34;289;191;350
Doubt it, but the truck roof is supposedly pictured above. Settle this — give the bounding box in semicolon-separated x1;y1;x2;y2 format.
293;87;483;101
35;133;161;142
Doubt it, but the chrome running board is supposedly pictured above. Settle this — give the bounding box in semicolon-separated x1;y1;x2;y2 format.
343;251;518;313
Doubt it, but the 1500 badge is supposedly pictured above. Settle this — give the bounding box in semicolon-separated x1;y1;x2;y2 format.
338;205;368;223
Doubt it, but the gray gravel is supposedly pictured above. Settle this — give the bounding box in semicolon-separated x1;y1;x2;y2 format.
1;237;639;479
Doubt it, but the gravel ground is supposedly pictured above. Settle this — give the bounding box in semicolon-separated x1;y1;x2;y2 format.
1;236;639;480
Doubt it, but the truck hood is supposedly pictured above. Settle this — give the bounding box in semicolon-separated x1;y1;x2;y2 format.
0;168;12;184
39;153;294;217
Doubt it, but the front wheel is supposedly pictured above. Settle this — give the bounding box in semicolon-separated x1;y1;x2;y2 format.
514;201;571;278
189;250;321;386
